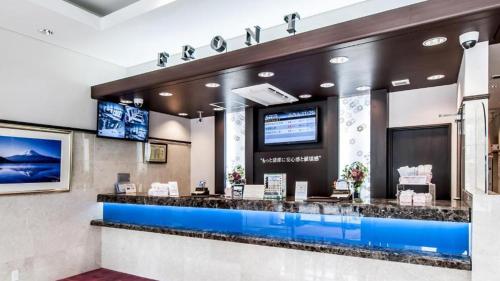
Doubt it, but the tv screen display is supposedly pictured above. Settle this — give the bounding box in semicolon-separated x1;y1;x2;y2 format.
97;101;149;142
264;108;318;145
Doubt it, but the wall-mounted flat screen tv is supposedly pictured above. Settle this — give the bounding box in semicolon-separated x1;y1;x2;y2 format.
97;101;149;142
264;108;318;145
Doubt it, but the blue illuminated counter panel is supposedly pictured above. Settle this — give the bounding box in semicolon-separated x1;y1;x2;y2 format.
92;194;471;270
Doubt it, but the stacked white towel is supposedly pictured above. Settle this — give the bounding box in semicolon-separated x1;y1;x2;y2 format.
398;190;433;206
399;190;414;205
397;165;433;184
413;193;433;206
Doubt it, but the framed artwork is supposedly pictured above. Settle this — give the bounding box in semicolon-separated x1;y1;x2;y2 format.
144;143;168;163
0;123;72;195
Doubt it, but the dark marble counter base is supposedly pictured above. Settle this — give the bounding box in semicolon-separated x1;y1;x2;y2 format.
97;194;470;222
91;219;471;270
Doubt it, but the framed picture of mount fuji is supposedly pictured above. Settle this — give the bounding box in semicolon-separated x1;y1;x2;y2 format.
0;123;72;195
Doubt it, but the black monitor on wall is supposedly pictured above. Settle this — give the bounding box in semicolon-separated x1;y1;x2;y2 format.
97;101;150;142
263;108;318;145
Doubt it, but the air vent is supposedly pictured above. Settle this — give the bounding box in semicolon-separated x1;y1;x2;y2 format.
209;101;247;111
391;79;410;87
231;83;298;106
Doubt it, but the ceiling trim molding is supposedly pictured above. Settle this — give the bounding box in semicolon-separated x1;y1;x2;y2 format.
29;0;100;29
100;0;177;29
29;0;177;30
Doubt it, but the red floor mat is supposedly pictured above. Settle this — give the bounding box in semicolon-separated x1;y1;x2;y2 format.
58;268;157;281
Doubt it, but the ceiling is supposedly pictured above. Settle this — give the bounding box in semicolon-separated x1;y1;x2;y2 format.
0;0;374;67
63;0;139;16
91;1;500;118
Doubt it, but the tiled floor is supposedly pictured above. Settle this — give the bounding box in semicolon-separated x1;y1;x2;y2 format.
58;268;156;281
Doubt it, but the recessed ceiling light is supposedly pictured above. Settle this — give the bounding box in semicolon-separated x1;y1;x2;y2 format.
159;92;173;97
422;37;447;47
299;94;312;99
38;28;54;36
178;113;188;116
213;107;225;111
258;71;274;78
392;79;410;87
119;98;133;104
330;56;349;64
356;86;371;91
427;74;445;80
320;82;335;88
205;82;220;88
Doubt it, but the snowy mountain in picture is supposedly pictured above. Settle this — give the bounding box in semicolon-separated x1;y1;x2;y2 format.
0;136;62;184
6;149;60;163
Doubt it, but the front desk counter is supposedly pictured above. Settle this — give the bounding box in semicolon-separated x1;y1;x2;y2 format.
92;193;471;270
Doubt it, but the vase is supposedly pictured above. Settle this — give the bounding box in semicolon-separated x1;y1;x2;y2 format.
352;183;363;202
353;189;360;199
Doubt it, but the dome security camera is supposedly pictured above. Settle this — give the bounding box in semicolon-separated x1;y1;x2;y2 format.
133;97;144;108
459;31;479;50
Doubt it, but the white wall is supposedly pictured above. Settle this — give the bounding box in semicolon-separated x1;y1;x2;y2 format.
389;84;458;128
465;42;500;281
0;131;191;281
101;227;470;281
190;117;215;192
458;42;489;195
472;192;500;281
0;28;124;280
0;27;192;280
0;27;190;142
461;42;489;99
149;111;191;142
0;27;126;130
389;84;458;198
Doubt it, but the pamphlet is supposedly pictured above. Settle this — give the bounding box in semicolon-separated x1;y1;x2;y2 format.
149;182;170;196
168;181;179;197
124;183;137;194
115;173;131;194
232;185;244;199
264;173;287;199
243;185;265;200
295;181;308;201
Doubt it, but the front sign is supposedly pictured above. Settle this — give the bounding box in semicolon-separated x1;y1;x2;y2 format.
156;12;301;67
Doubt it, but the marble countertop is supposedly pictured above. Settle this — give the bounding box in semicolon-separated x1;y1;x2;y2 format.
91;219;471;270
97;193;470;222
